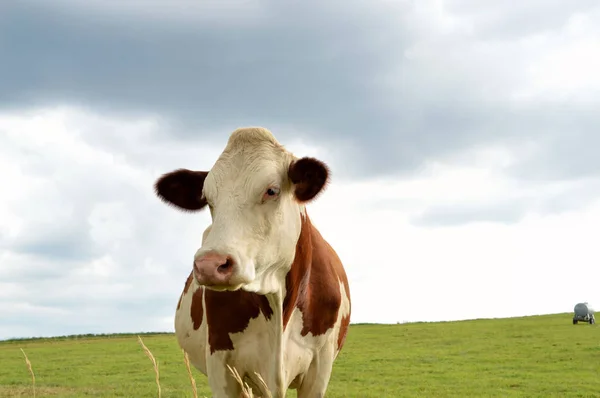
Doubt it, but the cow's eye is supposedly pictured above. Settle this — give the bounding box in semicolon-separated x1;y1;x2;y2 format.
263;187;280;201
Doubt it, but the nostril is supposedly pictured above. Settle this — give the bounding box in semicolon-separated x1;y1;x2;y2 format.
217;258;233;274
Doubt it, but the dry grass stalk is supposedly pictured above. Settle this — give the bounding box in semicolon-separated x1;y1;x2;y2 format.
182;350;198;398
227;365;254;398
137;336;161;398
20;348;36;398
253;372;272;398
226;365;272;398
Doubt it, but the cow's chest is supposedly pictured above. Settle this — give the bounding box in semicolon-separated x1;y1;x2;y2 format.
174;285;331;385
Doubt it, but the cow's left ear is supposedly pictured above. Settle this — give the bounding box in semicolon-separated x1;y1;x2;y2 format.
154;169;209;211
288;157;330;202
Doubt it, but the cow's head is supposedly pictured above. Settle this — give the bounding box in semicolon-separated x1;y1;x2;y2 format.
154;127;329;294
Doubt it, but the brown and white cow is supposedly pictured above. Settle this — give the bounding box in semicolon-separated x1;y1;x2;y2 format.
154;127;351;397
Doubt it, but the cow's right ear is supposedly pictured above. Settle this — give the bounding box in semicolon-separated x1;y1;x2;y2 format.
154;169;208;211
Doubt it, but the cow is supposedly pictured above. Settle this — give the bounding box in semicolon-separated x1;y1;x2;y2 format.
153;127;351;398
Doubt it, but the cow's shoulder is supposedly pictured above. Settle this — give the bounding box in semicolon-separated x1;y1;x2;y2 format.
283;214;350;337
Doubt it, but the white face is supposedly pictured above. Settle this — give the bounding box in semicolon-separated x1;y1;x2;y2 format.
198;133;302;294
154;127;330;295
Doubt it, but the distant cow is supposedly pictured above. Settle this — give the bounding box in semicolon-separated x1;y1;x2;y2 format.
154;127;351;398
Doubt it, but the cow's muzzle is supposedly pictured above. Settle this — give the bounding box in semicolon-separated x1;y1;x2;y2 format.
193;252;236;288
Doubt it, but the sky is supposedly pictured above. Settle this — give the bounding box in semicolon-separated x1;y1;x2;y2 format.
1;0;599;340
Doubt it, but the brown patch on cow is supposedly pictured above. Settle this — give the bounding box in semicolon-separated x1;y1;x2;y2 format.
177;272;194;310
337;314;351;351
190;286;204;330
288;157;329;202
204;289;274;354
283;214;351;337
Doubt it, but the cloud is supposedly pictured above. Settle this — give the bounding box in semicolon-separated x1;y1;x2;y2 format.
2;0;599;181
411;201;527;227
410;174;600;227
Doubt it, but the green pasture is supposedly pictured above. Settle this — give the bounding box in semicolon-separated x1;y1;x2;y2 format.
1;313;598;397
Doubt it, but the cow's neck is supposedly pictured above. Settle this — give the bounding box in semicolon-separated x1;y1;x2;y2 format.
255;212;312;396
246;266;291;397
263;290;286;396
282;212;313;329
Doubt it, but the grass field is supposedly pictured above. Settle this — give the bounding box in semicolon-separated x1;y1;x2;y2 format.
1;313;599;397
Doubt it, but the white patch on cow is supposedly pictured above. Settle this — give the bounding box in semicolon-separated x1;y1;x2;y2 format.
335;280;351;357
194;127;304;295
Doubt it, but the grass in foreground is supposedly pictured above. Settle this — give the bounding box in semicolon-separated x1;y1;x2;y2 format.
1;313;599;397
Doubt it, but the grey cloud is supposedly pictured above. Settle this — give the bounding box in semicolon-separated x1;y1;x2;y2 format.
2;212;95;261
3;1;599;182
507;124;600;182
8;232;93;262
0;175;135;265
411;200;527;227
0;314;77;340
0;300;174;339
535;178;600;214
0;254;80;282
0;255;191;339
411;177;600;227
0;1;406;142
